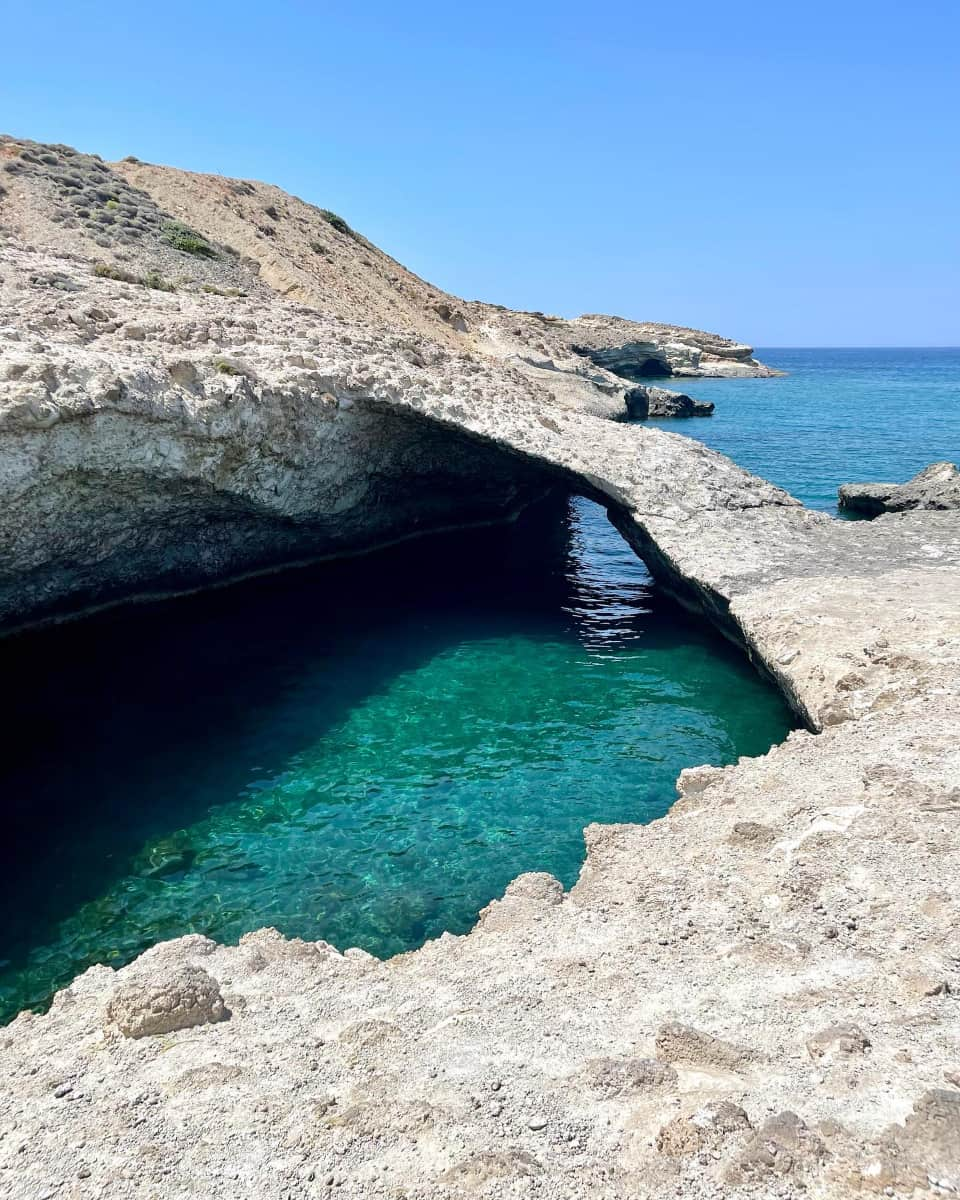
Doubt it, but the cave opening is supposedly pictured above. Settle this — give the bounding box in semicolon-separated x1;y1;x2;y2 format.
618;357;673;380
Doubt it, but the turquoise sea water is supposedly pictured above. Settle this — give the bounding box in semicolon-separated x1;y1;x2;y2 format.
2;347;955;1023
0;496;792;1022
649;347;960;510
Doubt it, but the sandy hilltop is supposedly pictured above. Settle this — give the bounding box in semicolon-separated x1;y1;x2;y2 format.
1;134;958;1200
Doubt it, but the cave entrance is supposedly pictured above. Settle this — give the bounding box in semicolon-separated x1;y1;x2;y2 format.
619;357;672;380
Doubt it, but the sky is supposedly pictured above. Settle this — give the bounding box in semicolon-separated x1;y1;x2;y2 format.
3;1;958;346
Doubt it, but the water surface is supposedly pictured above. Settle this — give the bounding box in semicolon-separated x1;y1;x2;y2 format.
649;347;960;510
0;497;792;1021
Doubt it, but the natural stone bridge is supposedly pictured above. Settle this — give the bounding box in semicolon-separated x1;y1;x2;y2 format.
383;385;960;732
2;241;960;1197
4;245;957;738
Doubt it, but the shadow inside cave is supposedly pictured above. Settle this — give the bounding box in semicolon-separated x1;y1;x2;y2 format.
0;493;794;1020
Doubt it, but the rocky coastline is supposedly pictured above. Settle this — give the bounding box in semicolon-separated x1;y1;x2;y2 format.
839;462;960;517
1;137;958;1199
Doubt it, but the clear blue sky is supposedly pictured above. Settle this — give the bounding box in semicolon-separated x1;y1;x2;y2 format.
3;1;958;346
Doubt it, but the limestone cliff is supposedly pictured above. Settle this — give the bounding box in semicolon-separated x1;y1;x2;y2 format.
1;133;770;633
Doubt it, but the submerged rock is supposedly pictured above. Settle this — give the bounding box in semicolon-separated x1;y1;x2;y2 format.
839;460;960;515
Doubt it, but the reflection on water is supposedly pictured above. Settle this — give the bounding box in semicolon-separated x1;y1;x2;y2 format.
0;495;793;1021
562;500;653;650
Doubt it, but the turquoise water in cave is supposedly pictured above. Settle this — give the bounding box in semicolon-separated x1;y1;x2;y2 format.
4;347;955;1023
0;496;792;1021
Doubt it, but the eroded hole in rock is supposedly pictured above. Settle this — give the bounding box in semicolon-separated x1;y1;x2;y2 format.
620;357;671;380
0;496;793;1021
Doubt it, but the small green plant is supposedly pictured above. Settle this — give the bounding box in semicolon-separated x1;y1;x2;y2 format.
202;283;245;297
105;198;119;211
309;240;329;255
93;262;137;283
94;262;173;290
141;270;176;292
161;220;218;258
213;359;242;375
319;209;353;237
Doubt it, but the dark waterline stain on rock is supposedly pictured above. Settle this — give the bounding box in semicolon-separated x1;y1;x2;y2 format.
0;496;793;1021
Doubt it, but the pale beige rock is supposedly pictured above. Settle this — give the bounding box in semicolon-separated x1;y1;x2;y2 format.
655;1022;754;1070
105;964;229;1038
839;460;960;515
806;1023;871;1061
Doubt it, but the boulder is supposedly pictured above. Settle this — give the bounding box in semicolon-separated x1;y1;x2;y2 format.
839;461;960;516
105;964;229;1038
624;384;714;419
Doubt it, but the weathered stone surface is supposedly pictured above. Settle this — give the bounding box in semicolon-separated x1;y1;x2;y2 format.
839;460;960;515
725;1110;826;1185
0;135;799;636
501;871;564;904
805;1022;871;1061
853;1090;960;1193
583;1056;678;1097
655;1021;753;1069
105;965;229;1038
657;1101;752;1158
568;316;779;378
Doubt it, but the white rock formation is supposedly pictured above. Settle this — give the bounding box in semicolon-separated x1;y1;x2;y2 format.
0;136;958;1199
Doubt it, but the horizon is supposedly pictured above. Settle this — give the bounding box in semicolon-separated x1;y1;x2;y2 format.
3;0;958;347
758;345;960;351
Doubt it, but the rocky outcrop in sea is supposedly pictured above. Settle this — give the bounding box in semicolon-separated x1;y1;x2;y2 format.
839;460;960;515
624;383;714;418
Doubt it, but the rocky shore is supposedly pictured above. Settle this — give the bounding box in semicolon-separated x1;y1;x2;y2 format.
1;137;958;1199
839;462;960;516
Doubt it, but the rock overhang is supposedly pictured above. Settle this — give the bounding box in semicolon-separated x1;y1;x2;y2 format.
1;138;959;1200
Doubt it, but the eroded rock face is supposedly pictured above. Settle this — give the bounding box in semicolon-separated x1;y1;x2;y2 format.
0;242;557;632
583;1057;678;1098
654;1022;754;1070
0;134;793;638
858;1090;960;1193
566;315;779;378
805;1022;871;1061
724;1111;827;1186
839;460;960;515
